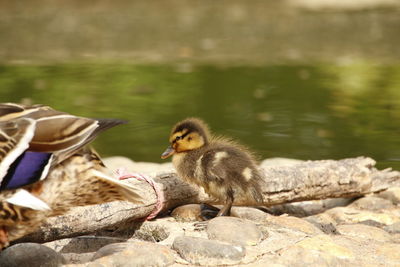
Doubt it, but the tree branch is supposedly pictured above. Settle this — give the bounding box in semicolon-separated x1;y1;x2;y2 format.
16;157;400;243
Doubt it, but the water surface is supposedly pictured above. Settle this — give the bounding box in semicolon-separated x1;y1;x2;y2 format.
0;63;399;170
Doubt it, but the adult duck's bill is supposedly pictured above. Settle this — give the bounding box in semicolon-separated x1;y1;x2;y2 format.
161;146;175;159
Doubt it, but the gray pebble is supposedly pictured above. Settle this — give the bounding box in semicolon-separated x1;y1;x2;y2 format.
90;241;175;267
0;243;65;267
384;222;400;234
172;236;245;265
349;196;394;211
207;216;263;246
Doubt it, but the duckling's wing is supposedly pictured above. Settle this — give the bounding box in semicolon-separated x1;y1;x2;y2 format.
202;148;264;202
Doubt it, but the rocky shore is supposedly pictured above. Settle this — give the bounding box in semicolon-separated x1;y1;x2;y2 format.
1;157;399;267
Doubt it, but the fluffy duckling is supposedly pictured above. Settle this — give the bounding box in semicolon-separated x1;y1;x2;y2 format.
0;103;143;248
161;118;263;219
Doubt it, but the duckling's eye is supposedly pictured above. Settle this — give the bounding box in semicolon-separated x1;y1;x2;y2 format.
188;137;192;141
175;136;182;141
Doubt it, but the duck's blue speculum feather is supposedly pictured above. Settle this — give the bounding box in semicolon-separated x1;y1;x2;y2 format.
0;151;52;191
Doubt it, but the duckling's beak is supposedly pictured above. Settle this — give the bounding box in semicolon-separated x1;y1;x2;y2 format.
161;145;175;159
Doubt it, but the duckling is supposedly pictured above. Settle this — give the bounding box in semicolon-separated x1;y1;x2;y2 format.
0;103;143;248
161;118;264;220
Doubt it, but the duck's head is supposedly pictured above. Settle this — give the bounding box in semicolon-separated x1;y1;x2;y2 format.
161;118;210;159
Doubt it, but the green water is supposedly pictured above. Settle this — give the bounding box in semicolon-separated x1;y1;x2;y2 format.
0;63;399;170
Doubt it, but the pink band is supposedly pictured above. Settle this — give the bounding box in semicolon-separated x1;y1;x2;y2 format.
116;168;164;220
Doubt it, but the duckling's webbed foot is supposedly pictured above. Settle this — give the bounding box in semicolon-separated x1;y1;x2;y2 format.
200;203;220;220
194;204;218;231
195;196;234;231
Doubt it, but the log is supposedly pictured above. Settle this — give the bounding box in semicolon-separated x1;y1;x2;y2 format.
16;156;400;243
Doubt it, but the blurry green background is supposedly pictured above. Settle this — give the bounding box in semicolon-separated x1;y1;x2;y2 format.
1;1;400;169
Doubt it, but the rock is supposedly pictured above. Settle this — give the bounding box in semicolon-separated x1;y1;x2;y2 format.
305;213;339;235
172;236;245;265
60;252;94;265
376;243;400;261
358;219;388;229
231;206;271;223
266;198;353;217
44;236;122;264
348;196;394;211
131;221;170;243
336;224;392;242
384;222;400;234
207;217;263;246
91;242;127;260
330;235;399;266
103;156;174;176
90;241;175;267
128;217;186;246
266;214;323;235
274;246;350;266
45;236;122;254
377;187;400;205
0;243;65;267
245;258;287;267
255;226;309;256
295;235;354;259
171;204;202;222
325;207;400;226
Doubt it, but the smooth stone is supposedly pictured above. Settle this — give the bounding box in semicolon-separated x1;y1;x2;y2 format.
171;204;202;222
172;236;245;265
60;252;95;265
336;224;392;242
377;187;400;205
266;214;323;235
274;246;350;266
325;207;399;226
376;243;400;261
329;235;397;266
348;196;394;211
207;217;263;246
384;221;400;234
231;206;271;223
44;236;115;264
358;219;387;229
128;217;184;246
45;236;122;254
90;241;175;267
0;243;65;267
295;235;354;259
266;198;353;217
305;213;339;235
131;221;170;243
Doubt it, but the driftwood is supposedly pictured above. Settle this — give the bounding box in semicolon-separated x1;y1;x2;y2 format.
17;157;400;243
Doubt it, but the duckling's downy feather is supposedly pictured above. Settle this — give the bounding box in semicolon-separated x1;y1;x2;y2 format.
163;117;264;211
